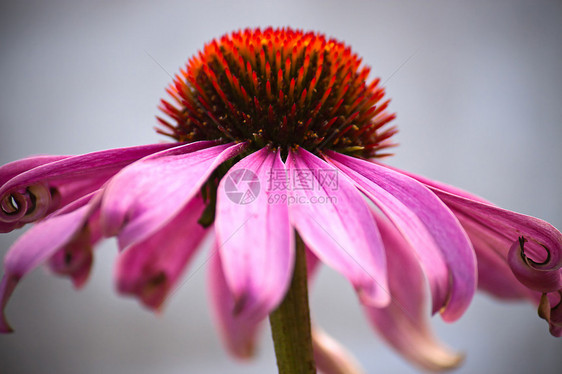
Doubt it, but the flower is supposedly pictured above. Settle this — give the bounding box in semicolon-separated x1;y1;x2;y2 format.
0;27;560;372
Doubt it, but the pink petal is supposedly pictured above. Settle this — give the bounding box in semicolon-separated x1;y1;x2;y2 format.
0;155;70;186
432;189;562;285
0;192;101;332
364;213;464;371
0;143;174;232
381;163;490;203
401;167;562;336
287;148;389;307
208;242;262;359
47;207;103;289
391;165;561;273
115;196;208;310
101;141;246;248
458;214;538;300
325;151;476;321
215;147;293;319
306;247;320;281
312;326;365;374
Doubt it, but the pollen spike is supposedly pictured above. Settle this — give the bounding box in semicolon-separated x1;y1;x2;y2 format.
254;96;262;112
252;71;259;93
288;78;295;103
322;117;338;130
306;77;316;102
299;89;308;107
284;58;291;82
303;54;311;81
259;49;266;74
265;61;272;81
266;80;273;100
296;66;305;91
275;50;282;74
241;86;250;104
279;90;284;107
268;104;275;125
248;43;257;67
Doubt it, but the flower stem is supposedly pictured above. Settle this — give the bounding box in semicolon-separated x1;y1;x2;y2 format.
269;233;316;373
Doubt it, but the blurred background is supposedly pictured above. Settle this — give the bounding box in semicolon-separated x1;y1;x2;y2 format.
1;0;561;373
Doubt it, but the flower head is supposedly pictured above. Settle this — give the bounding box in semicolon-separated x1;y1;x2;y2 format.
158;28;396;158
1;27;561;372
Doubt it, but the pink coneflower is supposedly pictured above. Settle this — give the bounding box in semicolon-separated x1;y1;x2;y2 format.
0;27;560;373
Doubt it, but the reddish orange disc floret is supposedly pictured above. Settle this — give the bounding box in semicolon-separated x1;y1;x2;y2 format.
158;27;397;158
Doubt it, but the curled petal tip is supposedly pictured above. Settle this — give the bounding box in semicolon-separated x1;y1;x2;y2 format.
0;308;14;333
508;237;562;292
0;309;14;334
0;275;18;334
235;341;256;360
70;267;92;289
208;252;262;361
357;286;391;308
312;326;365;374
538;292;562;337
232;293;247;316
0;323;14;334
423;348;465;372
140;273;169;310
550;304;562;328
116;265;169;311
550;325;562;337
69;248;94;289
49;235;95;290
538;293;551;321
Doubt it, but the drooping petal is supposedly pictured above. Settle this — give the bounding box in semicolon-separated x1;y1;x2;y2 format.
431;188;562;284
444;189;562;271
208;243;262;359
395;166;556;301
391;165;562;273
215;147;293;319
381;163;490;204
312;326;365;374
0;143;175;232
0;191;101;332
325;151;476;321
47;207;103;289
101;141;246;248
114;196;208;310
287;148;389;307
364;213;464;371
405;168;562;336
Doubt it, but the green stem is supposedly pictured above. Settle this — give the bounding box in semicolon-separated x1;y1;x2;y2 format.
269;233;316;373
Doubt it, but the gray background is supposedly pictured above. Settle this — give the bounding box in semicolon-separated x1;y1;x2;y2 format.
1;0;561;373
